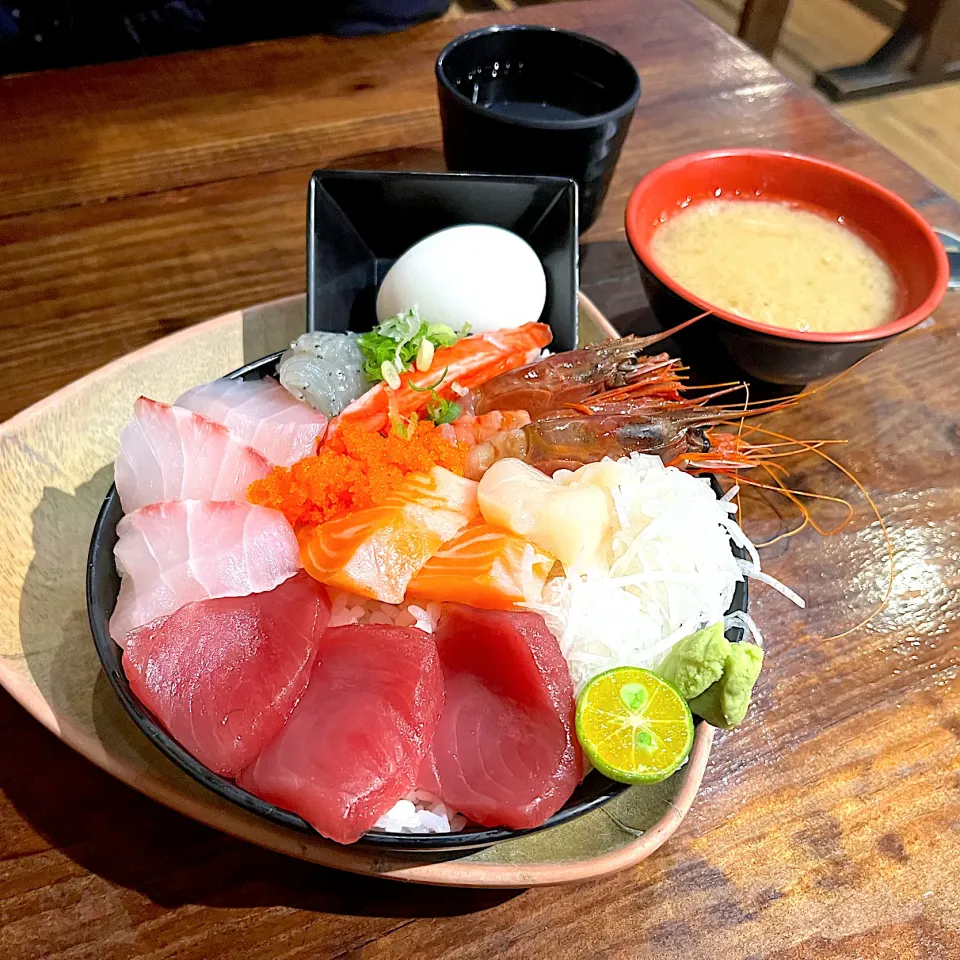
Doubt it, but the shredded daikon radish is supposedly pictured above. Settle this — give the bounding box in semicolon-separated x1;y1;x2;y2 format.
721;484;740;503
526;454;800;695
724;610;765;646
736;559;806;608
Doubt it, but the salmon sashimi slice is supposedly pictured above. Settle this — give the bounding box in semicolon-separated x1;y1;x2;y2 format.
418;604;581;830
237;623;444;844
177;377;328;467
110;499;300;646
123;572;331;777
115;397;272;513
299;467;478;604
407;522;555;611
331;323;552;435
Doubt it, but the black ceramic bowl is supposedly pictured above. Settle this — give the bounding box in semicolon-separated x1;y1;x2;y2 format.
436;26;640;232
86;349;750;852
307;169;579;349
626;149;950;386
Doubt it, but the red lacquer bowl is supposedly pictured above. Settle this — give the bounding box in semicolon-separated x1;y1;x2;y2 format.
625;149;950;385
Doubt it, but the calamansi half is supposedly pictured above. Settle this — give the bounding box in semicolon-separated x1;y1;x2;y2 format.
576;667;694;784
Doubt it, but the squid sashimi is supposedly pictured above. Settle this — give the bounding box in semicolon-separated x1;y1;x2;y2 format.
299;467;478;604
123;572;331;777
110;499;300;646
332;323;552;435
177;377;328;467
418;604;581;830
407;522;555;610
115;397;272;513
238;624;444;844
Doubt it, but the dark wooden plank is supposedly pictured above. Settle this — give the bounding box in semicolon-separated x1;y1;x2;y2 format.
916;0;960;74
814;0;960;99
0;79;948;421
1;1;960;958
0;0;779;220
738;0;792;57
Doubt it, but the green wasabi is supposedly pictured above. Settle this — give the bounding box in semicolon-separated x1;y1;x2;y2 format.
688;642;765;729
656;623;765;729
657;622;731;700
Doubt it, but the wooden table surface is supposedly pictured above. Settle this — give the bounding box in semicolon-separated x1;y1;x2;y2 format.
2;1;959;957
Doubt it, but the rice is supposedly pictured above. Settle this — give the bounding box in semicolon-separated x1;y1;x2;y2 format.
372;790;467;835
327;589;441;634
325;588;464;834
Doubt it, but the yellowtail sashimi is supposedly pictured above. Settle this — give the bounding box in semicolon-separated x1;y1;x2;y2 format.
177;377;328;467
110;499;300;646
115;397;272;513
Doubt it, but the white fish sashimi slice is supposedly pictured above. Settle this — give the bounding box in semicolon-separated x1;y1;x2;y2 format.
176;377;328;467
109;500;301;647
115;398;273;513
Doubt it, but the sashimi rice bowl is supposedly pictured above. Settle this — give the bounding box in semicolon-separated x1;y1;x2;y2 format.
89;287;803;848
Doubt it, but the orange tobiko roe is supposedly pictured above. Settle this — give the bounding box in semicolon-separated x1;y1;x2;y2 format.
247;420;468;528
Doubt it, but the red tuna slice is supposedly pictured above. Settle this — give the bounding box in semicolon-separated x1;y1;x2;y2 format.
419;604;581;830
109;499;301;647
115;397;272;513
237;624;443;844
122;572;331;777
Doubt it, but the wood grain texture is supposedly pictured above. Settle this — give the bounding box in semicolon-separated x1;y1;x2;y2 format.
738;0;793;57
1;0;959;956
692;0;960;202
0;0;905;422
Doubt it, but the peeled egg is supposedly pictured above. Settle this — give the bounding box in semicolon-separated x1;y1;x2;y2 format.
376;224;547;333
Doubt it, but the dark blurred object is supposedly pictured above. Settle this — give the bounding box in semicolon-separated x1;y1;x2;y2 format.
0;0;450;74
436;26;640;232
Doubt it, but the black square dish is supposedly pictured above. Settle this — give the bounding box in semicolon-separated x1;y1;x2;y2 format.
306;169;580;350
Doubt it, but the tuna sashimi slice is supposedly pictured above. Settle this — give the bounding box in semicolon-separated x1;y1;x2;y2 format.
109;500;300;647
177;377;328;467
237;624;444;844
419;604;581;830
115;397;272;513
407;522;555;610
123;572;331;777
299;467;478;604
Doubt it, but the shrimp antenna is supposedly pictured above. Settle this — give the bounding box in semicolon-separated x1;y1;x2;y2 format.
740;423;895;639
629;311;713;350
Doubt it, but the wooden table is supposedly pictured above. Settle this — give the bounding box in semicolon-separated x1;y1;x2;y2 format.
2;1;959;956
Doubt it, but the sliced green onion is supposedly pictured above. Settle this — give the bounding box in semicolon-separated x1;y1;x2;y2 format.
416;338;435;371
427;398;462;426
381;360;402;390
408;367;449;393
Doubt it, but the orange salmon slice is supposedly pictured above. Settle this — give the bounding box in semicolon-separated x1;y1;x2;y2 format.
407;522;556;611
299;467;478;603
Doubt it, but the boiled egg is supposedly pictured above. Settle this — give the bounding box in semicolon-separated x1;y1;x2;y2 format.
376;224;547;333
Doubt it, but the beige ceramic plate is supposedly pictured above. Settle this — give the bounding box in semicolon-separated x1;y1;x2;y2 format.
0;293;713;887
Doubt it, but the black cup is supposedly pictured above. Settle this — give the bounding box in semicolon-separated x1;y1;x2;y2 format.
436;25;641;232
